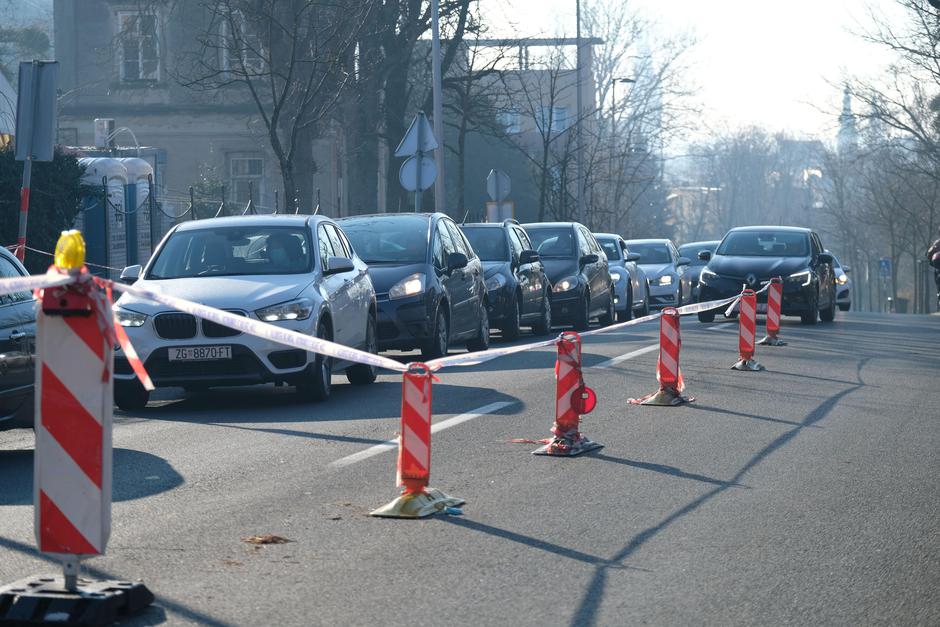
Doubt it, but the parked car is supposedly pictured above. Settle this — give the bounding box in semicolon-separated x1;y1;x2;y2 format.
523;222;614;330
678;240;720;301
623;238;692;309
0;246;36;431
697;226;837;324
460;220;552;339
830;251;852;311
594;232;650;321
339;213;489;358
113;215;378;409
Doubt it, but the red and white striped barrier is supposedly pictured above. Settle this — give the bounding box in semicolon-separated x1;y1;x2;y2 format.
629;307;693;406
371;363;464;518
530;331;601;456
732;289;764;371
758;277;787;346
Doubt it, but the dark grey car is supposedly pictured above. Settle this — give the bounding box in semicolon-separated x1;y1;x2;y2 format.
0;247;36;431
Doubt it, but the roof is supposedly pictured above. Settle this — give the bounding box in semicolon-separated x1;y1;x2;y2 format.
623;238;672;245
522;222;581;229
462;223;503;229
338;213;436;222
174;214;317;232
679;240;720;248
728;225;812;234
593;233;623;240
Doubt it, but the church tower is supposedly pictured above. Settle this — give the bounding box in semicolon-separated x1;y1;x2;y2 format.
837;87;859;155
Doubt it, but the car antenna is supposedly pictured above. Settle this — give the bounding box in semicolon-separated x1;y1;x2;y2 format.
312;188;320;215
461;208;470;224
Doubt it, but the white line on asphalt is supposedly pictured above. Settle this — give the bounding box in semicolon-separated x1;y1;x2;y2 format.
707;322;735;331
593;343;659;370
328;401;516;468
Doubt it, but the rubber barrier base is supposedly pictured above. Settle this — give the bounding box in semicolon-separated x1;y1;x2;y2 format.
370;488;465;518
532;435;603;456
758;335;787;346
631;388;694;406
0;575;153;626
731;358;765;371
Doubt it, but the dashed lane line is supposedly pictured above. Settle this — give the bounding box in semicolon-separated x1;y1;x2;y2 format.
593;343;659;370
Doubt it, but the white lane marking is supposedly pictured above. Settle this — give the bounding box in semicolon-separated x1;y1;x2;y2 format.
593;343;659;370
707;322;735;331
328;401;515;468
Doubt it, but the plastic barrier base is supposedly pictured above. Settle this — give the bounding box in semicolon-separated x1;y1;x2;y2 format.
370;488;465;518
532;434;603;456
731;358;765;371
758;335;787;346
631;387;694;406
0;575;153;626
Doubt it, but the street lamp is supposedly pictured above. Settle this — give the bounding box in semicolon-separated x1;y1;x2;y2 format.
576;0;583;225
610;77;636;137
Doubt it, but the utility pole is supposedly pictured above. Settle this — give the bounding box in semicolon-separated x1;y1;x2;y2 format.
575;0;584;225
431;0;446;214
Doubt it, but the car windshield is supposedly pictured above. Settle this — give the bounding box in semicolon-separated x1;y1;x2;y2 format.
627;243;672;264
716;231;809;257
462;228;508;262
340;217;429;264
679;242;717;265
147;225;311;279
597;239;621;261
527;228;575;258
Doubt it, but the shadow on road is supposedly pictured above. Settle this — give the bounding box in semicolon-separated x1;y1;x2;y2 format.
587;453;749;489
0;448;184;506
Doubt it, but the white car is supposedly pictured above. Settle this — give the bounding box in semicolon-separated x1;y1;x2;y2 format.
112;215;378;410
830;251;852;311
623;238;692;309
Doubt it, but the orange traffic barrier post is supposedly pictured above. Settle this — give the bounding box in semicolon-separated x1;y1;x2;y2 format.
758;277;787;346
531;331;602;456
371;363;464;518
0;231;153;625
629;307;694;406
732;288;765;371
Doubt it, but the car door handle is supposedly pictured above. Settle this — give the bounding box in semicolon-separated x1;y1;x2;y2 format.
10;330;25;341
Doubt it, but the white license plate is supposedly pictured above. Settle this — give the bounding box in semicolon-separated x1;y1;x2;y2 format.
169;345;232;361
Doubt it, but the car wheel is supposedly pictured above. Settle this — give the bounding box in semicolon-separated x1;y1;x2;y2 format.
838;303;850;312
801;290;819;325
347;314;378;385
297;320;332;401
637;286;650;317
573;292;590;331
421;307;449;360
698;311;716;323
820;290;836;322
502;294;522;341
114;380;150;411
617;286;633;322
676;285;683;307
599;290;615;326
533;291;552;336
467;303;490;352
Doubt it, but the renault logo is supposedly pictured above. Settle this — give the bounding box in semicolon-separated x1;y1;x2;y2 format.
746;273;758;286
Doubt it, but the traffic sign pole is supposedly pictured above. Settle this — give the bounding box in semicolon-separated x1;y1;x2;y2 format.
415;118;422;212
15;62;40;262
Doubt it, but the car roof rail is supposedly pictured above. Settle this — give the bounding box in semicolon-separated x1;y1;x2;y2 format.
502;218;520;226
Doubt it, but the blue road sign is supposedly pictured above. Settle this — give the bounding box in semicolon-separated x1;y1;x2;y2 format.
879;257;891;278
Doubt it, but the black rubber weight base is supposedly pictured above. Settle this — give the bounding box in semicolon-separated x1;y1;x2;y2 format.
0;576;153;626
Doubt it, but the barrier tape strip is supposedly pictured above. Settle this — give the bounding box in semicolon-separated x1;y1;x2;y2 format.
723;282;773;317
0;271;74;295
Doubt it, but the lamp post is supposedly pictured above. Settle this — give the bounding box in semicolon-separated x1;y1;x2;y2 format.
575;0;584;225
610;77;635;138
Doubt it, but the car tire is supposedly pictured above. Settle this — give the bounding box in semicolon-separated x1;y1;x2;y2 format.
599;290;615;326
617;286;633;323
346;314;378;385
114;380;150;411
467;303;490;352
297;320;332;401
820;291;836;322
421;307;449;360
573;292;590;331
698;311;716;323
636;286;650;317
502;294;522;341
838;303;850;312
801;290;819;325
533;292;552;336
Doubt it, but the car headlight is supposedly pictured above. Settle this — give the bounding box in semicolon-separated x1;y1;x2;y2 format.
609;271;622;282
255;298;314;322
700;268;717;281
553;276;579;293
658;275;673;286
388;273;426;300
113;306;148;327
485;274;507;291
836;273;848;285
786;270;812;287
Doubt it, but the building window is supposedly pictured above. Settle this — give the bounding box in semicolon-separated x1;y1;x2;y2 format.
537;106;571;134
229;154;264;206
116;11;161;82
220;12;265;75
498;110;521;134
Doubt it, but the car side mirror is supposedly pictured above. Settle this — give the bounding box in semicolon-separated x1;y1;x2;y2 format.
677;256;691;267
323;256;354;275
580;253;599;266
120;264;142;284
447;252;469;272
625;252;640;262
519;249;540;265
817;252;833;265
698;250;711;262
843;265;851;274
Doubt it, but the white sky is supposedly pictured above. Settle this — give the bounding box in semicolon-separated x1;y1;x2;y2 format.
491;0;905;144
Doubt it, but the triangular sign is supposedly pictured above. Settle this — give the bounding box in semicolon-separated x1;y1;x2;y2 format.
394;112;438;157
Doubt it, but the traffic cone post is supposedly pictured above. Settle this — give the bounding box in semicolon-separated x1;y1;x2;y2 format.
629;308;694;406
0;232;153;625
532;331;602;455
370;363;464;518
732;288;765;371
758;277;787;346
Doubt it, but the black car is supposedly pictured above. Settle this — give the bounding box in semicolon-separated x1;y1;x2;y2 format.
678;239;720;301
339;213;489;358
522;222;614;331
697;226;837;324
0;247;36;432
461;221;552;339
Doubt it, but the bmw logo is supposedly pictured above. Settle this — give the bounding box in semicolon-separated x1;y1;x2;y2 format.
746;273;757;286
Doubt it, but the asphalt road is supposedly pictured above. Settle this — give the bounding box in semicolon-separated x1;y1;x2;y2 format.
2;311;939;626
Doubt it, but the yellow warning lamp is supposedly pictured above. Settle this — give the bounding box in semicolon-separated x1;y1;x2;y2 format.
54;230;86;272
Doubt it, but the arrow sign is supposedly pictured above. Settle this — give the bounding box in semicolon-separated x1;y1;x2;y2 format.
395;112;438;157
399;155;437;193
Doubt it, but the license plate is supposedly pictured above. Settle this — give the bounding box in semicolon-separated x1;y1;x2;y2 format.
169;345;232;361
756;303;768;313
